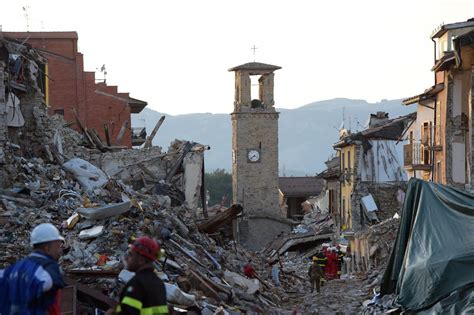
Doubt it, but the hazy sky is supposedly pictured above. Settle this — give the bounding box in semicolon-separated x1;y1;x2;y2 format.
1;0;473;115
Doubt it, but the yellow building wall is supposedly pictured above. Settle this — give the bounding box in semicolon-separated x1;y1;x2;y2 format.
339;144;357;230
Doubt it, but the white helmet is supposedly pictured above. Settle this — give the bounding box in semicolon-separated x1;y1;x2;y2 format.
31;223;65;245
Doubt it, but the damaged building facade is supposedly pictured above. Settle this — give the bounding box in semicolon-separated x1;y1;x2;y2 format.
0;35;276;313
403;20;474;190
3;32;148;148
333;112;414;271
317;156;341;236
278;176;324;220
0;34;51;187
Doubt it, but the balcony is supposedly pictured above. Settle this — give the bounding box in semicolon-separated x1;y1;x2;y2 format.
131;127;147;146
404;142;431;171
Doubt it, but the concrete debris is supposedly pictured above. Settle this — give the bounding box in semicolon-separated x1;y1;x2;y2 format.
0;44;313;311
63;158;109;191
77;200;131;220
0;34;405;313
224;270;260;295
65;212;80;229
165;282;197;306
79;225;105;240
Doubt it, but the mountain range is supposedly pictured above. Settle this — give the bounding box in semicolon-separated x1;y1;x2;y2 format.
131;98;415;176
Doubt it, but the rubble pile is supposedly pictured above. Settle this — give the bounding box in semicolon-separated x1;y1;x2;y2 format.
0;143;293;312
0;35;309;312
0;102;301;314
292;209;333;235
358;218;401;314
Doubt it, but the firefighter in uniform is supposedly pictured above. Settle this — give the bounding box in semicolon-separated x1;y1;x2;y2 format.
313;250;327;286
107;236;168;315
336;245;344;278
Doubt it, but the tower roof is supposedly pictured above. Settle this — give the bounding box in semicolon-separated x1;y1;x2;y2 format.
228;62;281;72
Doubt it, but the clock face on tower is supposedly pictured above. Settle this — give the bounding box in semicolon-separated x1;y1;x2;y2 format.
247;149;261;163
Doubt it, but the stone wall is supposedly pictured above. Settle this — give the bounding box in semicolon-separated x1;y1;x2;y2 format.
351;181;405;232
232;112;280;216
239;216;292;251
350;217;400;273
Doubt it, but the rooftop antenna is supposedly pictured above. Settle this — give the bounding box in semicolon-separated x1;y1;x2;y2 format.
96;64;107;83
251;44;258;62
22;6;30;32
341;107;346;130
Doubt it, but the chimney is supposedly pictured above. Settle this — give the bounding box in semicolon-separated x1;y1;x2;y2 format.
368;111;389;128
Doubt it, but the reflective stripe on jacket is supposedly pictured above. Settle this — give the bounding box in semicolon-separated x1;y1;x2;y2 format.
116;268;168;315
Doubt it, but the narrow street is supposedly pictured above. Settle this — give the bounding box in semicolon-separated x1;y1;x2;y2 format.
277;276;370;314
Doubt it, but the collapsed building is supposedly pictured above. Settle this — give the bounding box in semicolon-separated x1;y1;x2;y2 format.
332;112;415;272
0;35;321;313
3;31;148;148
278;176;325;220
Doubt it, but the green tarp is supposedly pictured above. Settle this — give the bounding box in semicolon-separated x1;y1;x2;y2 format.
381;178;474;312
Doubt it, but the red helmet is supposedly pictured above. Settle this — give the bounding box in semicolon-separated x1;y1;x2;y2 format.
130;237;160;261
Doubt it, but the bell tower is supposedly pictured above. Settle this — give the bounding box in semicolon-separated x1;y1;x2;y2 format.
229;62;284;248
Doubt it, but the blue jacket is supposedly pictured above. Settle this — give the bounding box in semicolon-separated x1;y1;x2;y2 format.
0;251;65;315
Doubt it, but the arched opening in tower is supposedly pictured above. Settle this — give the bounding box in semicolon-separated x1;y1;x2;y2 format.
250;75;263;109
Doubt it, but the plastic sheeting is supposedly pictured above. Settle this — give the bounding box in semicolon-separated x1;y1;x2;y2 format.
381;178;474;312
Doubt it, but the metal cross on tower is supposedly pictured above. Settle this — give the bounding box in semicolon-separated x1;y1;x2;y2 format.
251;45;258;62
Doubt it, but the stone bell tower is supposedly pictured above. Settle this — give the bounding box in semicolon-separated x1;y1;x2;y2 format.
229;62;289;249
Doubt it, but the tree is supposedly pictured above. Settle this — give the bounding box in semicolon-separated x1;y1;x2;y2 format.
205;169;232;207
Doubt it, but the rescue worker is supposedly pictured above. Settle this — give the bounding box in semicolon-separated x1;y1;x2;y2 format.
325;247;338;280
314;250;327;286
308;257;323;293
107;236;168;315
0;223;65;315
243;259;256;278
336;245;344;278
269;260;281;286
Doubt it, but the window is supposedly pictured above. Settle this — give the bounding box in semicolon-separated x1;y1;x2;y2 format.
347;150;351;171
421;122;431;145
435;102;441;145
342;197;346;226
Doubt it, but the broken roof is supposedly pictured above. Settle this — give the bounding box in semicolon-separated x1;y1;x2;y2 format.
431;19;474;39
3;31;79;40
279;177;324;197
402;84;444;106
228;62;281;74
333;112;416;148
128;97;148;114
317;157;340;180
454;29;474;47
431;51;456;72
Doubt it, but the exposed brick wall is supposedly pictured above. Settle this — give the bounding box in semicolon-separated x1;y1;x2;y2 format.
4;32;134;148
